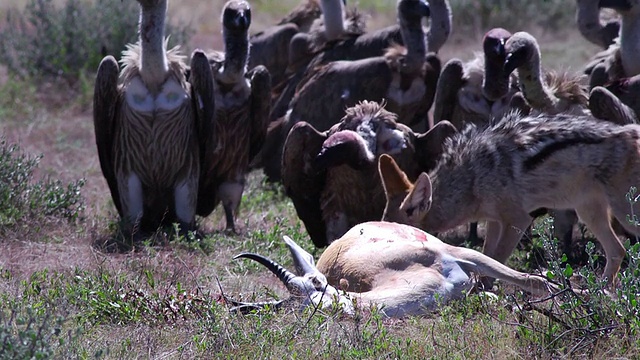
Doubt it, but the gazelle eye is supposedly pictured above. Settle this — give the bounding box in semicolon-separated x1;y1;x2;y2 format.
405;207;415;217
311;277;323;290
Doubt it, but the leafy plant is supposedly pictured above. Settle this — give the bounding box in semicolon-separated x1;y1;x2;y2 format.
0;0;193;81
0;138;85;235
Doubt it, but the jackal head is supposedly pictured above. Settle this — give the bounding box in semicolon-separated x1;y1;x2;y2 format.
379;121;458;228
380;154;432;227
380;150;474;233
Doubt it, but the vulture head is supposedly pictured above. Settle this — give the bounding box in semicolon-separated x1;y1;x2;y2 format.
482;27;513;101
222;0;252;34
315;101;408;171
598;0;634;12
398;0;431;23
503;31;538;76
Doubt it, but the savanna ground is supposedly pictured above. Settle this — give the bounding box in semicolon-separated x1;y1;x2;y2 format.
1;0;640;358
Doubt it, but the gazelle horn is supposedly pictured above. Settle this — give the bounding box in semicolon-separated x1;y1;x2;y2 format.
234;253;297;290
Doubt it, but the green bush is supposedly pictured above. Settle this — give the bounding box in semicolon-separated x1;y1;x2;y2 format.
0;304;67;360
0;138;85;235
0;0;193;81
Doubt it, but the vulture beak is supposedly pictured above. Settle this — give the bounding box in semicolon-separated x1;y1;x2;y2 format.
419;0;430;18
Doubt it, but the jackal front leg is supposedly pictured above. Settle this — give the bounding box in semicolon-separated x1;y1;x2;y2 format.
483;215;534;264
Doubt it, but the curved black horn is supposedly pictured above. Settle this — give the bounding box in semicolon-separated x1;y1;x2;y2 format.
226;297;286;315
234;253;297;287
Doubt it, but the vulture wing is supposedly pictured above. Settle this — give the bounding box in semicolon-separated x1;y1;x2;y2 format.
189;50;216;160
433;58;464;125
282;121;328;248
247;65;272;162
409;53;441;127
93;55;122;216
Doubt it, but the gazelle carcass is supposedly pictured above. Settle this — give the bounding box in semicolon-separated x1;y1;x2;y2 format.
231;221;555;318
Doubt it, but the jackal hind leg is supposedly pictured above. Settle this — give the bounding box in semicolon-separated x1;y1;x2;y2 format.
609;194;640;243
575;201;626;283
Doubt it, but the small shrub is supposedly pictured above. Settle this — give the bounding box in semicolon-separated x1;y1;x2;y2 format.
0;303;67;360
0;0;193;81
0;137;85;236
509;190;640;357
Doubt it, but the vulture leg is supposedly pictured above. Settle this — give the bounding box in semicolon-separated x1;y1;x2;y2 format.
93;56;122;216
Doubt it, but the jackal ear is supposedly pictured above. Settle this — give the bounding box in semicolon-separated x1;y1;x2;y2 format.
416;120;457;170
401;172;432;218
378;154;413;198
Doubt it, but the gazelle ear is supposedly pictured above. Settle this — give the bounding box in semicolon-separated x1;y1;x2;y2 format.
400;172;432;219
283;235;317;276
378;154;412;198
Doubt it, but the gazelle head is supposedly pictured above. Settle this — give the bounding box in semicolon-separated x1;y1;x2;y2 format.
232;235;354;314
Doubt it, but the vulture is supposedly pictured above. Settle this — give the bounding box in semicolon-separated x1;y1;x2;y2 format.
269;0;451;124
576;0;620;49
589;77;640;124
93;0;214;237
282;100;456;248
263;0;442;183
197;0;271;232
433;27;519;130
584;0;640;88
503;31;589;116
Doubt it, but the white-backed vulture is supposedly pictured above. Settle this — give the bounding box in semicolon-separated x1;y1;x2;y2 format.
503;32;589;116
585;0;640;88
576;0;621;49
197;0;271;232
263;0;441;183
268;0;368;124
433;28;518;130
282;100;456;248
93;0;214;237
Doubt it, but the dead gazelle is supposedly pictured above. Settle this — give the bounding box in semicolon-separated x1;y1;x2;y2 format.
231;222;555;317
